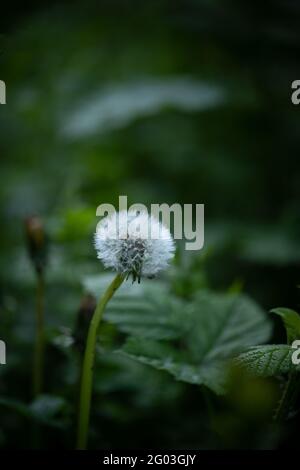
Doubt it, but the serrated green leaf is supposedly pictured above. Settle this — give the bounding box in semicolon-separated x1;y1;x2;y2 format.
83;274;184;339
117;290;272;395
85;276;272;394
185;291;272;361
271;308;300;344
236;345;300;376
119;336;229;394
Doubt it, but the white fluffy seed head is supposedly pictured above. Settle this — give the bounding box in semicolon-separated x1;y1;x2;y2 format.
94;211;175;282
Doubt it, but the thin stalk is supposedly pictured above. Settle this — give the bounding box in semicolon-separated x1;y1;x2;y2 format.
76;273;125;450
33;272;45;397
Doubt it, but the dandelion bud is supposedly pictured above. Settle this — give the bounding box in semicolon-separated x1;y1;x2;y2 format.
94;211;175;283
24;216;48;276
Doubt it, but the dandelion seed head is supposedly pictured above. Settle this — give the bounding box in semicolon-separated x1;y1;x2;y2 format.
94;211;175;282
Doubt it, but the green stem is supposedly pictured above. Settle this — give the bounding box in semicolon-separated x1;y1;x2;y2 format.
76;273;125;450
274;370;300;422
33;272;45;397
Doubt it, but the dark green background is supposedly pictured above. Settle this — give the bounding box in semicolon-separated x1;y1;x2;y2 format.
0;0;300;449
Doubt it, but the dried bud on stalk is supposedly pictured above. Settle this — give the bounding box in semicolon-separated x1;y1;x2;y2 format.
24;216;48;276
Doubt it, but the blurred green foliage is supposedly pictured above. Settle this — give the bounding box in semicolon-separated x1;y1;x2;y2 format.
0;0;300;449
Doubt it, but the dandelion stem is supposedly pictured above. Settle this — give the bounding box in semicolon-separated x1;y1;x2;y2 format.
33;272;45;397
76;273;125;450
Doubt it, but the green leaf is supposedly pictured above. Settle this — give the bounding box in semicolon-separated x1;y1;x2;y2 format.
271;308;300;344
63;79;226;138
119;336;229;395
0;395;69;428
236;345;300;376
117;290;272;395
184;291;271;362
85;276;271;394
83;274;184;340
29;395;68;426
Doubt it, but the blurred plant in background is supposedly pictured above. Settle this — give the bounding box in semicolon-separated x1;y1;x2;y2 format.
0;0;300;449
24;216;48;398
